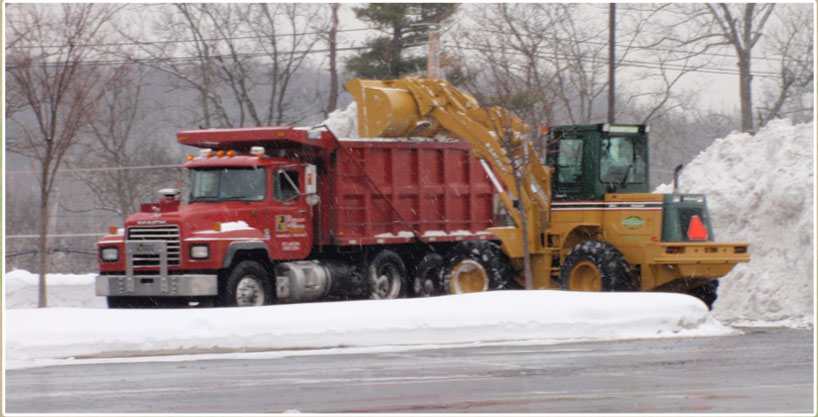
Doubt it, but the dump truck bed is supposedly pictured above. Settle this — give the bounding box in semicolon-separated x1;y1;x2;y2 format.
330;139;497;245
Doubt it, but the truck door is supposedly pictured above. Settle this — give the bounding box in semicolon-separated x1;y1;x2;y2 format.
268;166;313;259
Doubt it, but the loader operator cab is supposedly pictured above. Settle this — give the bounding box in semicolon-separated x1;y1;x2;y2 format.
547;123;649;201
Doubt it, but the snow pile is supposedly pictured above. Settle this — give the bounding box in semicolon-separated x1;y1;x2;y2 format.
323;101;358;138
3;270;105;309
5;290;735;369
655;119;815;327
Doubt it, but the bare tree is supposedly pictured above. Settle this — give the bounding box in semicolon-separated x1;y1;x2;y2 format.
702;4;776;132
757;4;814;126
5;3;123;307
66;64;181;220
126;4;327;128
453;4;616;131
251;3;327;125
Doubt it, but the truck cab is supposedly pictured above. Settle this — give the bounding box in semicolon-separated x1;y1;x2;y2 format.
97;128;328;308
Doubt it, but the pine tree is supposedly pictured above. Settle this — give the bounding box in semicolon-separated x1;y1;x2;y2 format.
346;4;458;79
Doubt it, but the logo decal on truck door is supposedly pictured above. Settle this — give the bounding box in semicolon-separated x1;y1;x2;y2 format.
281;241;301;251
275;215;307;236
276;215;289;232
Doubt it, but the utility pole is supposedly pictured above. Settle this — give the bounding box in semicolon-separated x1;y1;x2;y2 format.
326;3;340;118
427;30;441;79
607;3;616;124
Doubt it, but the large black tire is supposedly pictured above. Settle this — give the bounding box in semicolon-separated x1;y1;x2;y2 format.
222;260;273;307
441;240;511;294
368;250;407;299
687;280;719;310
412;253;444;297
107;296;188;309
559;240;632;292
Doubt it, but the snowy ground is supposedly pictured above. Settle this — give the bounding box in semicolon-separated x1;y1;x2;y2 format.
3;270;734;370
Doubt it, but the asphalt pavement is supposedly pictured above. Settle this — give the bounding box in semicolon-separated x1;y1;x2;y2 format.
4;327;814;413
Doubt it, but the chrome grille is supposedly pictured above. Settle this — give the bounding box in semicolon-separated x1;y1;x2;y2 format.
127;225;181;266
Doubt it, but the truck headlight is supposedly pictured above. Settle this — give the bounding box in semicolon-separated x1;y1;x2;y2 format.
100;247;119;262
190;244;210;260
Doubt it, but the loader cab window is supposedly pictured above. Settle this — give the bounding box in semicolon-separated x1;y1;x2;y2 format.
275;170;301;202
556;138;584;193
600;136;646;184
190;167;266;202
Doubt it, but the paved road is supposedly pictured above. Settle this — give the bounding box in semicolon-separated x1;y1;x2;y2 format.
5;327;814;413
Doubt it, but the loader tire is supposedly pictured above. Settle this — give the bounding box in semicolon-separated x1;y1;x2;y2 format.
687;280;719;310
222;260;273;307
368;250;407;299
412;253;444;297
441;240;511;294
559;240;632;292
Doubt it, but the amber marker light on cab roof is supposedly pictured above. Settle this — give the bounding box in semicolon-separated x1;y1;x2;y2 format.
216;150;225;157
187;155;194;161
227;150;235;157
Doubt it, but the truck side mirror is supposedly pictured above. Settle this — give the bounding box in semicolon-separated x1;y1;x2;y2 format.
304;164;317;195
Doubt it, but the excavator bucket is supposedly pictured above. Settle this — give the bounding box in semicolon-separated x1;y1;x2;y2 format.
346;78;425;138
345;77;482;138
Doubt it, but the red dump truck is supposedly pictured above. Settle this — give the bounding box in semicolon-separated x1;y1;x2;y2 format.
96;127;505;307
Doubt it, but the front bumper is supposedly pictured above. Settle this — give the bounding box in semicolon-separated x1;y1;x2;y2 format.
96;274;218;297
645;242;750;291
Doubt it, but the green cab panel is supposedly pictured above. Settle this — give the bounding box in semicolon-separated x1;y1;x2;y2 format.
661;194;716;242
547;124;650;201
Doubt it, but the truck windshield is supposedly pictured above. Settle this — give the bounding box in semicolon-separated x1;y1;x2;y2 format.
599;136;646;184
190;167;266;202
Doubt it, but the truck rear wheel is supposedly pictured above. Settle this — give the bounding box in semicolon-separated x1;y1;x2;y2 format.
412;253;443;297
368;250;407;299
222;260;273;307
559;240;632;292
441;241;511;294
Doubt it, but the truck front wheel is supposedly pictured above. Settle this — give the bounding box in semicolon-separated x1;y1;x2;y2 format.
559;240;632;292
368;250;407;299
222;260;273;307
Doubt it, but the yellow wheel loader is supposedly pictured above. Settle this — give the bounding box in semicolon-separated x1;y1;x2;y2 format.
345;77;749;308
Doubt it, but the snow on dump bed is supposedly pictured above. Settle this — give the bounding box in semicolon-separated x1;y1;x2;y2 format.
324;101;358;138
655;119;815;328
4;290;735;369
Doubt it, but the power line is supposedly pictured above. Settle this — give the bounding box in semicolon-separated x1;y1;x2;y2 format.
5;163;183;176
453;43;782;78
7;39;780;79
6;233;107;239
471;28;800;64
5;42;428;70
7;26;392;50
